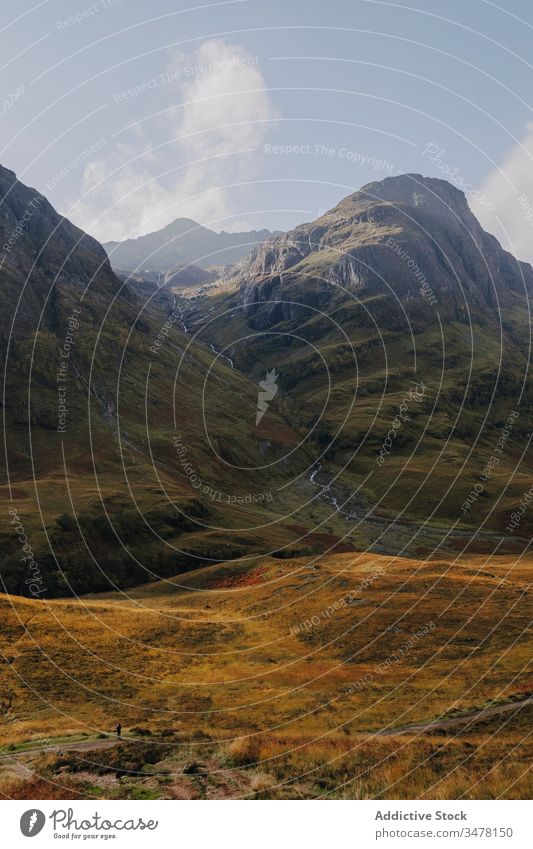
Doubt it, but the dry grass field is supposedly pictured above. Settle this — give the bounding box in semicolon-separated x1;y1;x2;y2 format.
0;550;531;799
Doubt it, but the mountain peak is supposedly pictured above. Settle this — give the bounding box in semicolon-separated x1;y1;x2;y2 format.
360;172;466;202
331;172;475;233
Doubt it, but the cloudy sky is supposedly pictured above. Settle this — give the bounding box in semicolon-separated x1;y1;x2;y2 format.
3;0;533;260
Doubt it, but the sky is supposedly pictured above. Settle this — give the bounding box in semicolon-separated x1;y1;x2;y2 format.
2;0;533;261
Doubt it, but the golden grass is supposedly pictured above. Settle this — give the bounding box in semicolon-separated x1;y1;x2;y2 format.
0;550;531;798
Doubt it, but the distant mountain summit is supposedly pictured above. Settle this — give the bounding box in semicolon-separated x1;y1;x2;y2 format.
103;217;278;273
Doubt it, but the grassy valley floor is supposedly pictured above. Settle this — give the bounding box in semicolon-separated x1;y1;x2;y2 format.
0;551;531;799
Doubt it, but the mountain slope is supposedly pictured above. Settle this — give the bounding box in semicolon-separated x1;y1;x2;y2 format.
0;165;330;597
182;173;533;540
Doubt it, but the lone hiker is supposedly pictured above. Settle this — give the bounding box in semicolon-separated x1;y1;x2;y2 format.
115;722;122;739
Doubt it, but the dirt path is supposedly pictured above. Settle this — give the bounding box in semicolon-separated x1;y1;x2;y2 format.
0;737;119;761
379;696;533;736
1;696;531;763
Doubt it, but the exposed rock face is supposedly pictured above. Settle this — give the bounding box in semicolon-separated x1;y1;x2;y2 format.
104;217;278;273
231;174;533;326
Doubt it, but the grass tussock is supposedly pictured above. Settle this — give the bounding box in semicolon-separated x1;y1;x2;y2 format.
226;736;262;767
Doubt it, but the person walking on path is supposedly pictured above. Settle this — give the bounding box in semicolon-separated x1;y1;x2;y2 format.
115;722;122;739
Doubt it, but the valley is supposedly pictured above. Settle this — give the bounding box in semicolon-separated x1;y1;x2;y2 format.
1;167;531;801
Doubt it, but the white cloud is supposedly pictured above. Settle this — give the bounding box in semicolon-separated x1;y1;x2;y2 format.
168;39;278;232
472;123;533;263
68;40;277;242
74;140;170;241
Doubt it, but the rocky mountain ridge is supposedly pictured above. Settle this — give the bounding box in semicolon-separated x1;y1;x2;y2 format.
104;216;278;273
